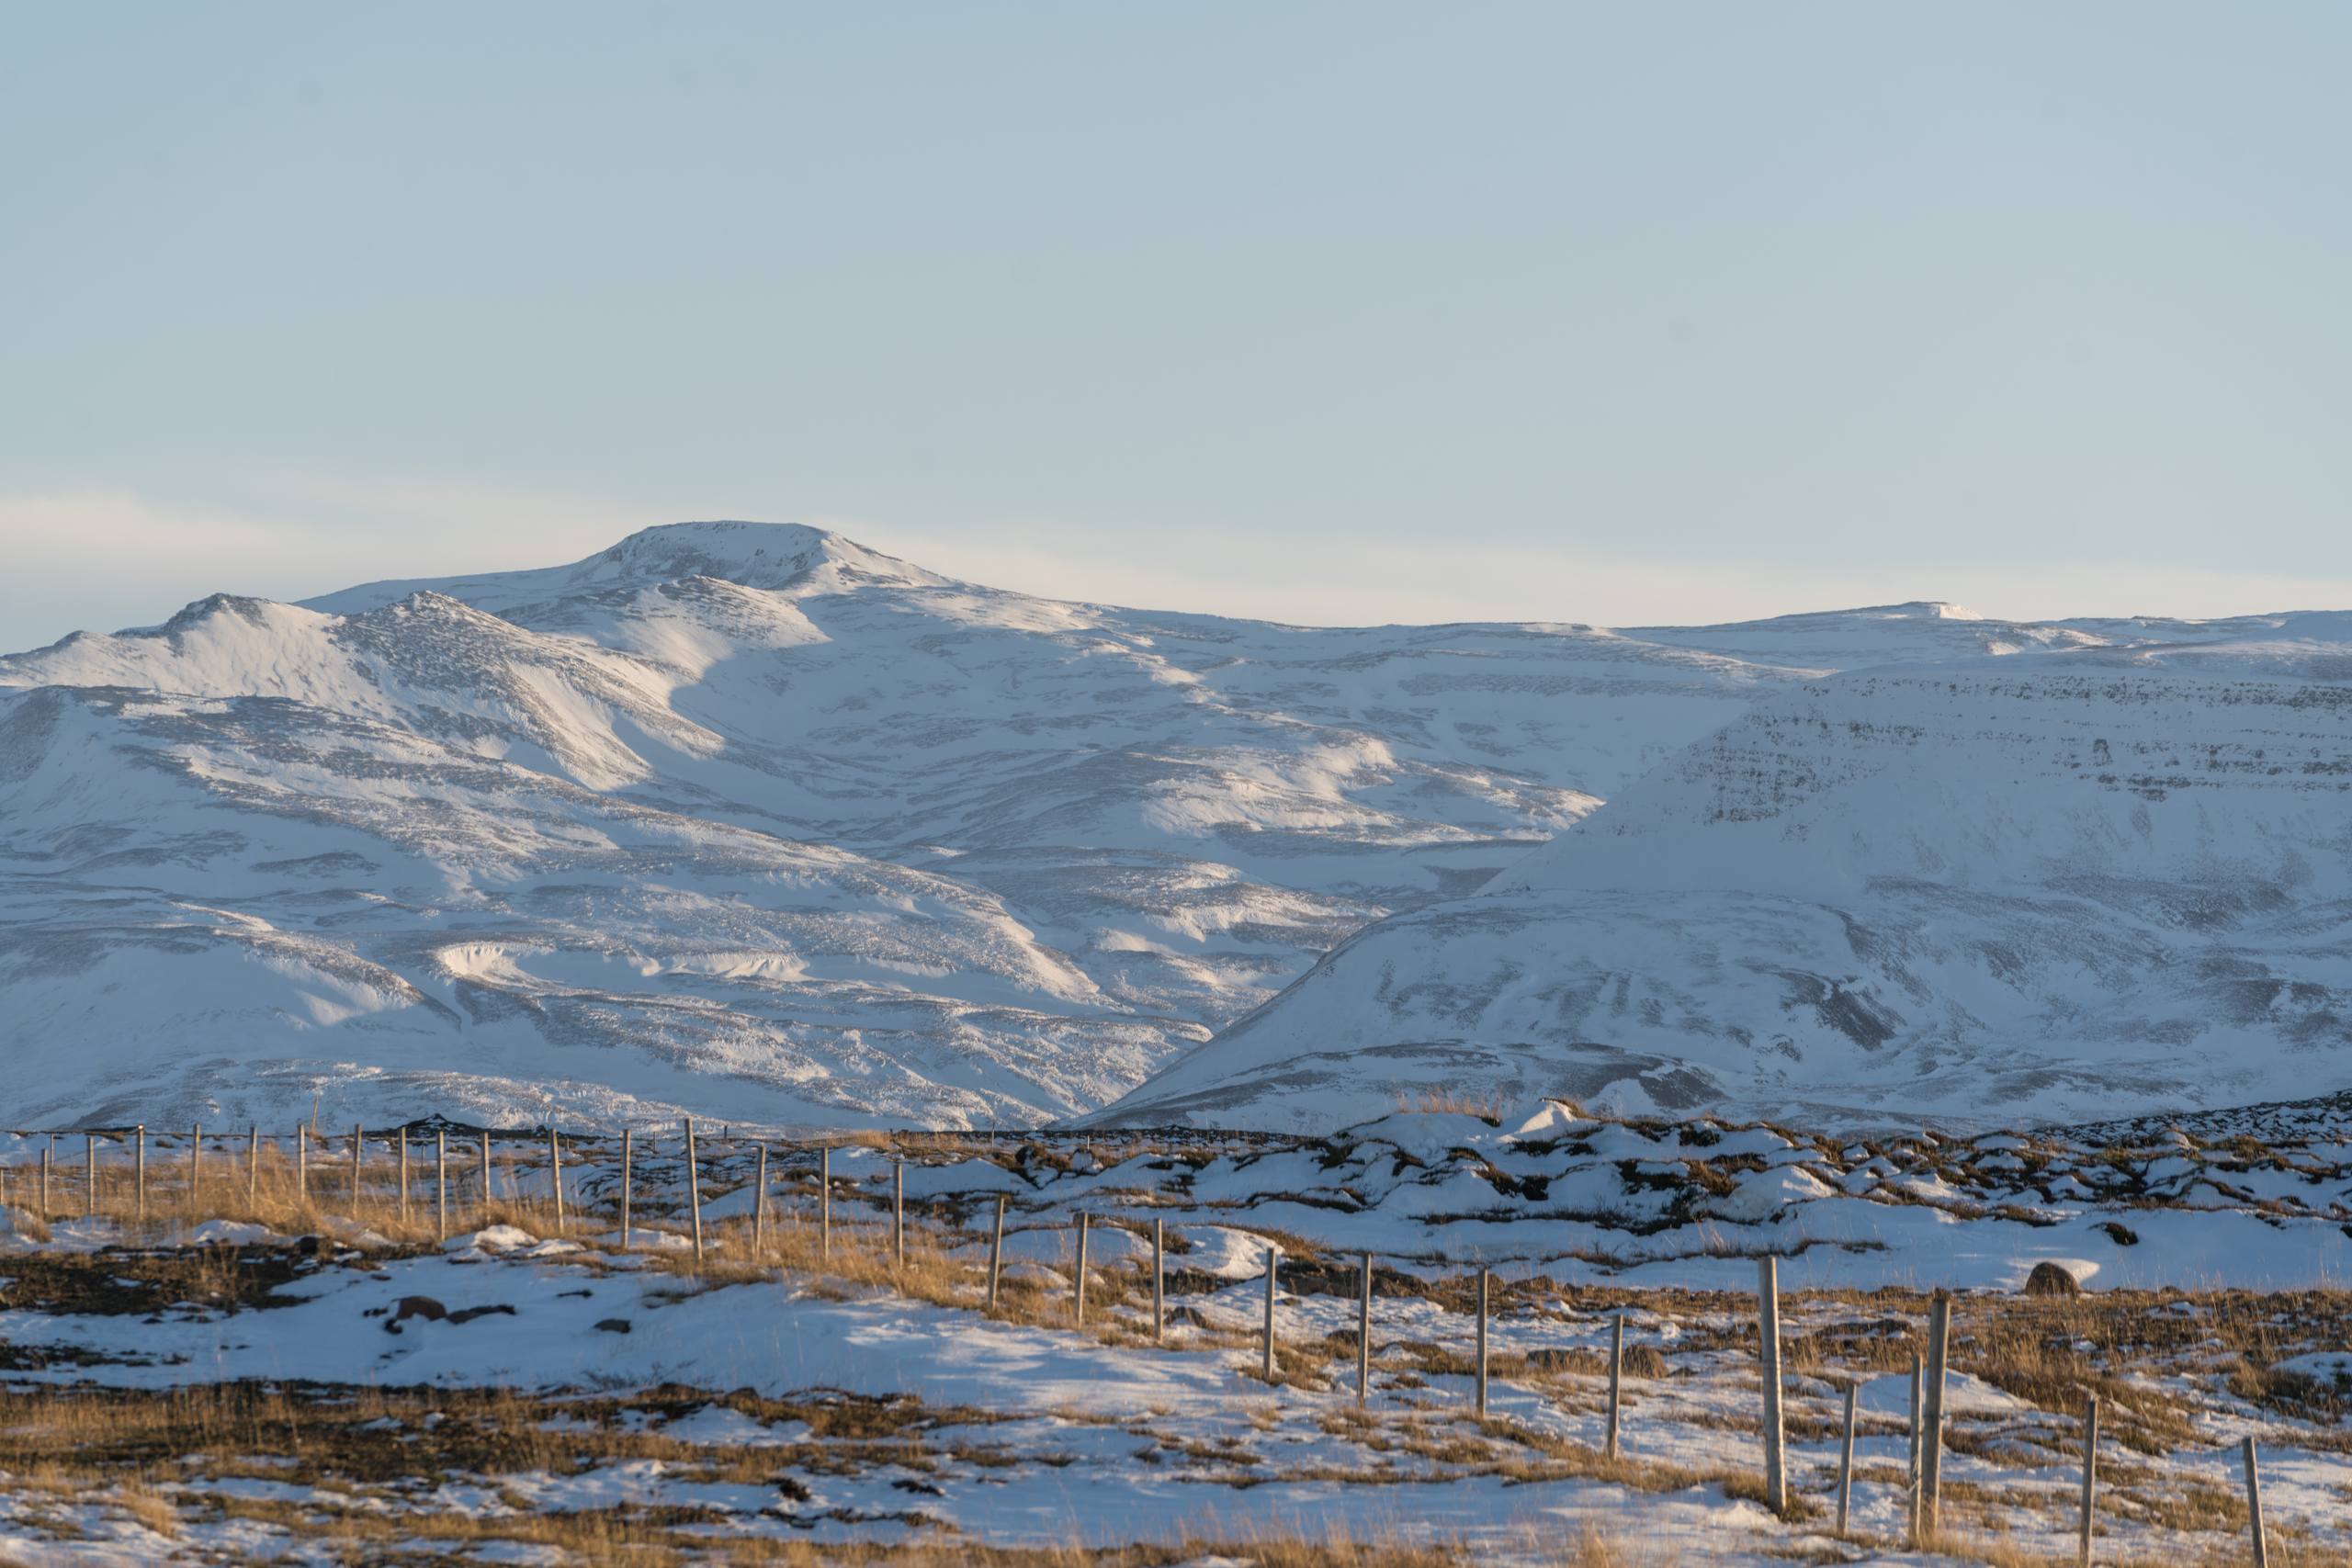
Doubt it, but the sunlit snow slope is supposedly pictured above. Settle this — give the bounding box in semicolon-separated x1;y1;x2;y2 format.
1091;633;2352;1134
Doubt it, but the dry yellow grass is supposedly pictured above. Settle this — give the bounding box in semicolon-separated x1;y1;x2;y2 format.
6;1133;2348;1567
1394;1090;1510;1122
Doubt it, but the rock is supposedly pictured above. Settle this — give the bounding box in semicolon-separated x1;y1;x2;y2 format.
383;1295;448;1334
2023;1261;2082;1297
446;1303;517;1325
594;1317;632;1334
382;1295;514;1334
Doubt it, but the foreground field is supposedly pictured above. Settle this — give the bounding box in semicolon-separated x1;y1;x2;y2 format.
0;1103;2346;1564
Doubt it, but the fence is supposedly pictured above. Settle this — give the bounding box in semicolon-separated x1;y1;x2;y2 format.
0;1118;2297;1564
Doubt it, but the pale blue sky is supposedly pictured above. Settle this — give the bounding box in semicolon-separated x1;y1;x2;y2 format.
6;2;2349;648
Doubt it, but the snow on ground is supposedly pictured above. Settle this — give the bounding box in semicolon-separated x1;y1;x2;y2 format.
1;1224;2343;1565
0;1104;2346;1563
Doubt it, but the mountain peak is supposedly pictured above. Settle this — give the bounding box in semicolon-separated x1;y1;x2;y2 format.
301;519;945;619
594;520;837;578
577;520;946;596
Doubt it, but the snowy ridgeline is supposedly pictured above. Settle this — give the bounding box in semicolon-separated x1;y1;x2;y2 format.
3;517;2349;1134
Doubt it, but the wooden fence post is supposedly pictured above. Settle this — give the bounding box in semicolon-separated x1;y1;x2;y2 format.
753;1143;767;1249
620;1128;633;1247
1475;1267;1490;1418
819;1145;831;1259
987;1192;1006;1310
1261;1247;1278;1382
1074;1212;1090;1325
135;1125;146;1221
191;1122;202;1209
1152;1217;1166;1342
1606;1314;1624;1459
1358;1252;1373;1407
350;1122;362;1216
398;1132;409;1224
436;1130;448;1240
1836;1381;1858;1535
247;1125;257;1205
296;1126;308;1203
893;1157;905;1269
479;1130;491;1221
549;1127;565;1235
2078;1393;2099;1567
40;1144;51;1217
1907;1351;1924;1544
1758;1255;1788;1517
1921;1290;1951;1540
684;1119;705;1263
87;1133;98;1219
2243;1437;2269;1568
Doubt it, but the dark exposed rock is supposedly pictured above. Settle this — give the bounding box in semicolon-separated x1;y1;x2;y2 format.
447;1303;517;1325
382;1294;515;1333
2023;1261;2082;1297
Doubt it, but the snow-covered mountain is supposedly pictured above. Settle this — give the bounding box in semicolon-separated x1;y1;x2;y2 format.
1091;631;2352;1134
1;522;1796;1130
8;519;2344;1134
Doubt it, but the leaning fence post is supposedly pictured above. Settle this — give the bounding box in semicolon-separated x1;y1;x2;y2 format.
986;1192;1006;1310
2078;1393;2099;1567
1758;1255;1788;1516
2243;1436;2269;1568
619;1128;633;1248
1261;1247;1279;1382
1836;1381;1858;1534
1921;1289;1951;1540
819;1145;831;1259
893;1157;905;1269
753;1143;767;1250
1606;1314;1625;1459
1152;1217;1166;1343
136;1125;146;1221
684;1119;705;1262
1476;1267;1491;1417
549;1127;564;1235
1074;1211;1090;1325
436;1129;448;1240
1359;1252;1374;1406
